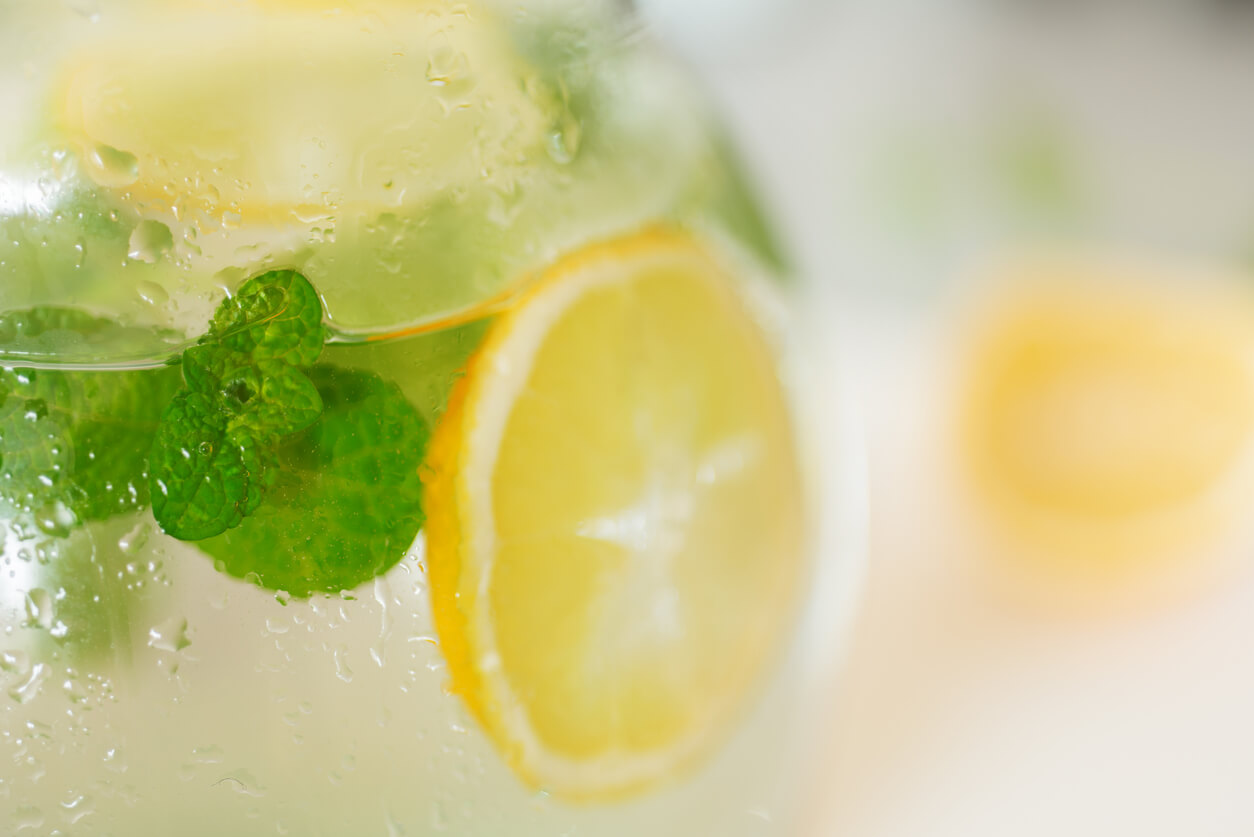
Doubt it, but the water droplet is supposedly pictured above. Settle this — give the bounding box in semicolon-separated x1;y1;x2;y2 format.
118;520;151;555
66;0;101;22
182;224;202;256
136;280;169;306
214;769;266;797
371;576;393;668
34;501;76;538
191;744;225;764
546;113;582;165
84;143;139;188
263;617;290;636
12;805;42;831
430;800;449;832
147;616;191;652
425;41;469;87
333;646;353;683
292;207;335;225
9;662;49;703
23;588;54;631
746;805;772;822
62;676;87;704
60;792;95;825
128;220;173;264
1;649;30;675
487;180;526;227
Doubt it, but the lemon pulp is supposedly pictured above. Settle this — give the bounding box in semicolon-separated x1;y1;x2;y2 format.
425;229;805;799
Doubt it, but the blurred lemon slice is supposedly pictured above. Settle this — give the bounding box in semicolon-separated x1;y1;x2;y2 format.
424;229;804;799
55;2;547;221
959;259;1254;581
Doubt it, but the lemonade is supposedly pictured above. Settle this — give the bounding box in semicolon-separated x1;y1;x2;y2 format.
0;2;841;834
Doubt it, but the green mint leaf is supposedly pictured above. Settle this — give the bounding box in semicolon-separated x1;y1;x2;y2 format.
241;361;324;436
149;392;267;540
149;270;325;540
200;365;428;597
0;308;183;523
209;269;325;366
183;348;323;438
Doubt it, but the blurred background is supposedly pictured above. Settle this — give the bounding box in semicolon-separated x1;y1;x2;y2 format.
641;1;1254;834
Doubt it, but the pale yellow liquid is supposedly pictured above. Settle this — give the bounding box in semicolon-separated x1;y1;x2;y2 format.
2;518;825;835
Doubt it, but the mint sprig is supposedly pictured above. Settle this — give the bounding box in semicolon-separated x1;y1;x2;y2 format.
201;365;429;597
149;270;325;540
2;269;439;601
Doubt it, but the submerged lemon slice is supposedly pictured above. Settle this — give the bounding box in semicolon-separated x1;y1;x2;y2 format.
55;2;547;220
960;260;1254;579
425;229;804;799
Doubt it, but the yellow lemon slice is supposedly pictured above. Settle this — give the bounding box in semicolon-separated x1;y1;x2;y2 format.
54;1;548;221
959;258;1254;582
424;229;805;799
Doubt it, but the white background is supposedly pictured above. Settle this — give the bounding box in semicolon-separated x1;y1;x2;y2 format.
644;2;1254;835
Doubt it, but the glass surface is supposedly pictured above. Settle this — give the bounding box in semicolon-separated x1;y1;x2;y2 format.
0;1;860;834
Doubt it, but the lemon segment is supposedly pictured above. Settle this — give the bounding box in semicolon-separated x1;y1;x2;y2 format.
425;229;804;799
